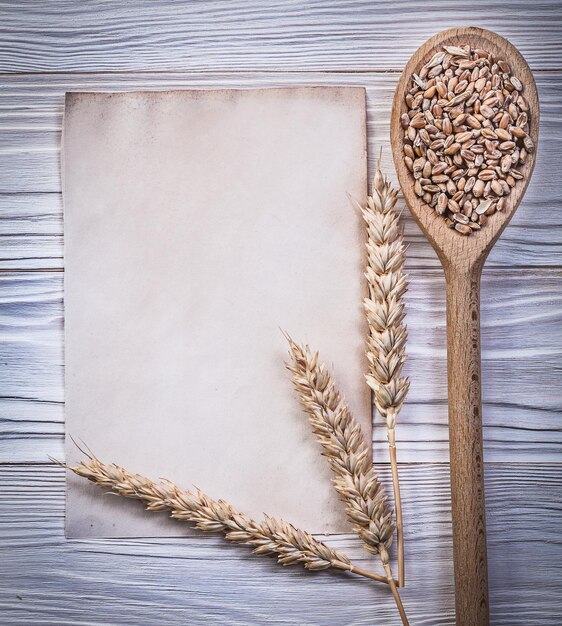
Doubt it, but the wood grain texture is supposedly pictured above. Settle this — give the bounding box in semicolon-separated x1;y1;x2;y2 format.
1;0;561;72
1;270;560;465
0;72;560;269
445;268;489;626
0;464;560;625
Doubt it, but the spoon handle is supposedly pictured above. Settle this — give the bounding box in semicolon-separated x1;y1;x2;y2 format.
444;264;489;626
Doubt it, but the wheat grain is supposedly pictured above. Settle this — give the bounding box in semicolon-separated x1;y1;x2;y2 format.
363;164;409;425
403;43;533;234
286;339;394;556
285;340;409;624
58;451;393;585
362;160;410;587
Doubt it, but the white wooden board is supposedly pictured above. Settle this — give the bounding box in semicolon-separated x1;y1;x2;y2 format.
1;0;561;71
1;2;561;624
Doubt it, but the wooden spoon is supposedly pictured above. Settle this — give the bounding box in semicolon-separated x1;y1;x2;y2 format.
390;27;539;626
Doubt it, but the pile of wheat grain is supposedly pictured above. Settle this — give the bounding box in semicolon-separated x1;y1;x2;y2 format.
402;44;533;235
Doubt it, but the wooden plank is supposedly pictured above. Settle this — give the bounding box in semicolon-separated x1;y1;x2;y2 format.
0;463;559;625
0;72;560;269
1;0;561;73
1;270;560;464
1;194;560;270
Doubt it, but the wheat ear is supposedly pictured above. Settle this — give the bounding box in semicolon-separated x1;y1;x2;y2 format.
362;160;410;587
57;452;392;585
285;340;409;626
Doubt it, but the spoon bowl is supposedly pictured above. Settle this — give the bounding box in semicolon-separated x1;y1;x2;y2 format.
391;26;539;270
391;27;539;626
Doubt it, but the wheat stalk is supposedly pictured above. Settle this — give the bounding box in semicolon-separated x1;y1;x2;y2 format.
57;451;393;586
361;159;410;587
285;340;409;625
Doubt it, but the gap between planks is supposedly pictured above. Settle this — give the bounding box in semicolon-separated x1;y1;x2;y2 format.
2;266;562;274
2;68;562;78
2;461;561;467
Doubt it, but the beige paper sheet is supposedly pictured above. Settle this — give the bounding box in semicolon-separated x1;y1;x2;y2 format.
63;87;369;537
